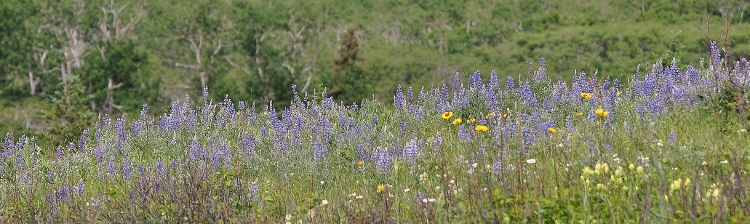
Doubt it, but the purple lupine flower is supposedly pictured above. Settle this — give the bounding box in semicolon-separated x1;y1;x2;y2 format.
45;192;54;206
407;87;414;103
16;135;26;150
452;72;461;91
521;127;534;145
78;129;89;152
439;84;450;105
492;160;503;174
403;138;419;164
313;140;327;160
260;125;267;139
394;85;405;109
669;131;677;143
4;133;14;153
189;138;202;161
458;125;470;141
54;146;63;162
75;179;85;196
132;119;145;136
240;133;256;155
156;158;167;178
55;186;69;202
249;183;260;201
485;88;498;111
47;170;55;181
202;86;210;100
477;144;486;159
505;76;515;92
140;104;149;120
709;41;721;68
400;120;408;135
356;144;367;161
115;117;126;149
16;154;24;170
539;119;554;136
434;132;442;146
108;158;117;176
371;114;378;128
238;101;246;112
122;160;133;180
220;141;231;167
21;172;29;184
94;146;105;164
338;114;347;129
565;115;574;135
469;70;482;90
489;70;500;91
374;147;392;173
542;97;552;111
518;83;538;108
66;142;75;153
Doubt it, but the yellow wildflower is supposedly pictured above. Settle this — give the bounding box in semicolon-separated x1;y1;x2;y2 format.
452;118;462;125
441;112;454;120
467;118;477;124
577;112;583;117
474;125;489;132
547;127;557;134
357;161;364;167
596;183;605;190
580;92;592;99
595;109;609;118
377;184;386;192
485;112;496;119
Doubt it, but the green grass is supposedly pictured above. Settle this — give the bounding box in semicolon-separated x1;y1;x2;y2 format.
1;52;750;222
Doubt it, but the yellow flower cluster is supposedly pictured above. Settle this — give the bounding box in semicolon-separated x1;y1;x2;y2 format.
580;92;592;99
669;178;691;194
441;111;490;133
706;183;721;201
486;112;508;119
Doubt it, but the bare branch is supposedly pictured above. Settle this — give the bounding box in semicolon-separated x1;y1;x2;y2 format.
301;55;317;92
224;56;254;76
174;63;200;70
282;61;296;75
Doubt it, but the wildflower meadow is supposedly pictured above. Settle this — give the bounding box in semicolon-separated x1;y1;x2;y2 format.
2;41;750;222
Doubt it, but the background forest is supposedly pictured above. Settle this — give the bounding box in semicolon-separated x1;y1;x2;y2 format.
1;0;750;148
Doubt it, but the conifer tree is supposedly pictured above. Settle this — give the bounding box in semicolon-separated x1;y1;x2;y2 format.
330;29;369;105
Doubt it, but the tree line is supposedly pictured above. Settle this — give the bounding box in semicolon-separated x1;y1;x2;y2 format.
0;0;749;147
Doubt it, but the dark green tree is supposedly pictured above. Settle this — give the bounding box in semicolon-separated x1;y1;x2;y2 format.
83;40;153;115
40;74;94;148
330;29;370;105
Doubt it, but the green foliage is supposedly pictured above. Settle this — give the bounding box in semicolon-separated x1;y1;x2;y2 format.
2;0;750;149
330;29;372;105
83;40;151;114
39;75;94;148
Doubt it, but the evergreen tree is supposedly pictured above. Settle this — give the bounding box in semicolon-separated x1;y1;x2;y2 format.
330;29;370;105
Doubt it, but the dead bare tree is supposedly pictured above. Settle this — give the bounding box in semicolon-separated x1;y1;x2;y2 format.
174;15;232;89
95;0;146;115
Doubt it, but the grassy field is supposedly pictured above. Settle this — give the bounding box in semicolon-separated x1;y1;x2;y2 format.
1;41;749;222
